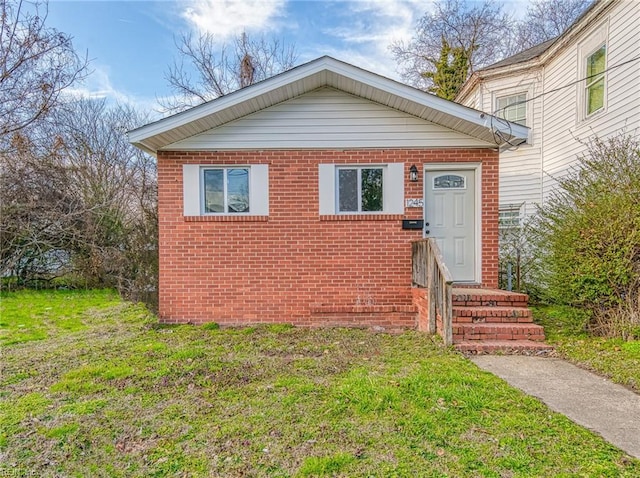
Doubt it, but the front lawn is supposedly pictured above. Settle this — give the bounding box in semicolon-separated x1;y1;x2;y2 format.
1;290;638;477
534;305;640;392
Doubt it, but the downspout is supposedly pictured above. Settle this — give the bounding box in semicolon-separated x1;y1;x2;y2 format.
540;63;546;206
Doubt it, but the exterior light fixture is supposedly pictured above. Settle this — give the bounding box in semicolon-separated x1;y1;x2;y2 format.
409;165;419;182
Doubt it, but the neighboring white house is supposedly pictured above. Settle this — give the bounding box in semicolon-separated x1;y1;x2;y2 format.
456;0;640;226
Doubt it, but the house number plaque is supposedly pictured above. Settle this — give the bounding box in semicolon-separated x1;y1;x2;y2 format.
405;198;424;208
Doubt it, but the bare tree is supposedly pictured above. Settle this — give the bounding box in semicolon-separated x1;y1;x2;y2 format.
513;0;592;51
390;0;514;90
0;0;87;149
52;99;157;296
0;99;157;300
0;135;83;284
161;32;297;113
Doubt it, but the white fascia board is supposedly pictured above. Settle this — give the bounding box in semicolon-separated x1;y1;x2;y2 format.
129;55;528;150
327;59;483;123
498;122;530;143
322;58;529;143
130;141;158;157
128;57;335;145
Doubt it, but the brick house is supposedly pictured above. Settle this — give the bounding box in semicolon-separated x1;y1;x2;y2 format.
129;56;532;336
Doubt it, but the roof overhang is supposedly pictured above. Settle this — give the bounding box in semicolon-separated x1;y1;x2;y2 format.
129;56;529;155
457;0;617;103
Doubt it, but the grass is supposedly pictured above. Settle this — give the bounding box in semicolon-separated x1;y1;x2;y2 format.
1;290;639;477
534;305;640;392
0;288;121;345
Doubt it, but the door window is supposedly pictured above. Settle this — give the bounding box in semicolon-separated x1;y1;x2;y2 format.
433;174;466;189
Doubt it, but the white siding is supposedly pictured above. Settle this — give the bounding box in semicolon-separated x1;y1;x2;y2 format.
460;72;544;215
165;88;495;150
460;0;640;211
542;0;640;200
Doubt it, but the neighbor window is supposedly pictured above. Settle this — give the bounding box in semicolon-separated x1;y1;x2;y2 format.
496;93;527;126
499;205;522;229
585;44;606;116
202;167;250;213
337;167;383;213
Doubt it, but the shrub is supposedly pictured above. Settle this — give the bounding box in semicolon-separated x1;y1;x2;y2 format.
535;133;640;337
590;288;640;340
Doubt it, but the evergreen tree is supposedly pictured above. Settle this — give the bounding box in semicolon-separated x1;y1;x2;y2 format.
423;38;470;100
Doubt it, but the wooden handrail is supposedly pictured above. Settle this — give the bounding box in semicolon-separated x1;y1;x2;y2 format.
411;238;454;346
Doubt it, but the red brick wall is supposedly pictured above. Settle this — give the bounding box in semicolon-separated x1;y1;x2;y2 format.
157;149;499;326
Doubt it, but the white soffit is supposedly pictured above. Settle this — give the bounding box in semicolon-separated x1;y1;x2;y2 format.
128;56;529;154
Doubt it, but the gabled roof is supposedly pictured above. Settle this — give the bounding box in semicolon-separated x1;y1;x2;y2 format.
457;0;615;102
129;56;528;155
480;38;556;71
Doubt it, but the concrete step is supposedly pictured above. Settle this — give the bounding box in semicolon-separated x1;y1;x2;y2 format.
455;340;555;355
453;322;546;342
453;306;533;324
452;288;529;308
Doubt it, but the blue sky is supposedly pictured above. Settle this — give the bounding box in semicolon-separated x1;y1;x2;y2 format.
47;0;434;115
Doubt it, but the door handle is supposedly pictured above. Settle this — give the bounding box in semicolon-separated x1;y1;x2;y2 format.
425;230;430;235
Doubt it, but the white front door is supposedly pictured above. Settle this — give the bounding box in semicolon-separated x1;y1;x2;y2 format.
424;169;476;282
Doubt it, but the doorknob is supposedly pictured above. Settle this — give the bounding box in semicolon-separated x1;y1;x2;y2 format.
425;222;429;226
425;229;430;234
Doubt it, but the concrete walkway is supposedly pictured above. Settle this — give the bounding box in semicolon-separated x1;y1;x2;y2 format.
471;355;640;459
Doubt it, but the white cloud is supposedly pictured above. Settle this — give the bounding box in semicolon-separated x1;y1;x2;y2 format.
181;0;287;40
327;0;425;45
64;65;161;117
320;0;426;80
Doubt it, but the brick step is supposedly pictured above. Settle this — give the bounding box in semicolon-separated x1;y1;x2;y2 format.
452;306;533;324
455;340;555;355
452;288;529;308
453;323;546;342
308;309;417;331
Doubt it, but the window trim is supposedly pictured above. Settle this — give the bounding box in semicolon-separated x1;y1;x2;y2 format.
495;93;527;126
498;204;523;230
335;165;385;214
577;20;609;122
182;164;269;217
584;43;606;118
318;163;404;216
200;166;251;215
491;85;533;144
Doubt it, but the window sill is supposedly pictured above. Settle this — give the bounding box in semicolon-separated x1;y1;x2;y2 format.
320;214;404;221
582;107;606;123
184;215;268;222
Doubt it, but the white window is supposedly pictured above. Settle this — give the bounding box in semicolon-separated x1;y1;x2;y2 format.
202;167;250;213
182;164;269;216
578;21;608;120
337;166;383;213
585;44;606;116
496;93;527;126
318;163;404;215
499;205;522;229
